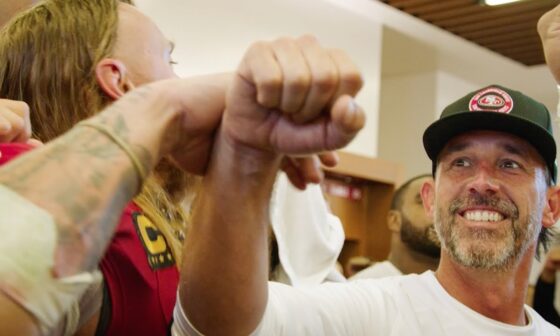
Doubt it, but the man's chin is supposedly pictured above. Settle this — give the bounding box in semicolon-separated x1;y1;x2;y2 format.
448;239;514;270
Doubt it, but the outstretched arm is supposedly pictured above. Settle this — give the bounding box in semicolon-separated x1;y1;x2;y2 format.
0;74;229;335
179;36;365;335
0;74;229;275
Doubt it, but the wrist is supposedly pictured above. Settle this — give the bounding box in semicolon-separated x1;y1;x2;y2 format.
224;131;280;173
116;83;181;164
89;84;179;179
207;129;281;192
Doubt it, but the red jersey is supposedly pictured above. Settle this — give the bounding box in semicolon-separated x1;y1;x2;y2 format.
100;203;179;335
0;143;179;335
0;142;35;165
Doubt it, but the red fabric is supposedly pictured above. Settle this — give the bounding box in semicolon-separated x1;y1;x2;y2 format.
0;142;179;335
100;203;179;336
0;143;35;165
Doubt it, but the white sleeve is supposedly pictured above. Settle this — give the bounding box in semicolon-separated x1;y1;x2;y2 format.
255;280;397;335
0;185;101;336
49;273;103;336
270;173;345;287
171;280;398;336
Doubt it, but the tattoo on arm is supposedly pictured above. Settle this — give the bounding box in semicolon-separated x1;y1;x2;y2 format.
0;107;154;274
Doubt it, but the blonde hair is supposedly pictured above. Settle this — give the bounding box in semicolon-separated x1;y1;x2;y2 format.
0;0;191;262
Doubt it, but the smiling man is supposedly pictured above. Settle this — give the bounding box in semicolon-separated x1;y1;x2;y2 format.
178;84;560;335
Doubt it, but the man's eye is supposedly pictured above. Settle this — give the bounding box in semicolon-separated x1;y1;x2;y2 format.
499;160;520;169
452;158;471;167
170;59;178;65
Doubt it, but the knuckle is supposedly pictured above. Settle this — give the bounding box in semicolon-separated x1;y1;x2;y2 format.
274;36;294;46
12;117;25;132
287;73;311;92
259;75;283;92
313;70;337;93
341;72;364;93
249;41;269;55
298;34;319;45
17;101;30;116
8;100;30;118
329;49;364;92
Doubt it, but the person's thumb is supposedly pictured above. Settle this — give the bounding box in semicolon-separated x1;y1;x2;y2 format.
324;95;365;150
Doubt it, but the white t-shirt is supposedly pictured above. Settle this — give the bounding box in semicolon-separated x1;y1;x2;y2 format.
350;260;402;280
253;271;559;335
173;271;559;336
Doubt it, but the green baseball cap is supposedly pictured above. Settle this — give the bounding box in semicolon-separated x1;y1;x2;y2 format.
423;85;557;184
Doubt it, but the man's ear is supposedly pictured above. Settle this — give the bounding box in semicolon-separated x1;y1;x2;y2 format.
95;58;135;99
387;210;402;233
420;179;436;219
543;185;560;228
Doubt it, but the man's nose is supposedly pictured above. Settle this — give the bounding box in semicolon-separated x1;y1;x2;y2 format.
466;165;499;195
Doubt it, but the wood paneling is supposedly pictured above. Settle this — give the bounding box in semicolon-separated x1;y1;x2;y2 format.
324;151;403;185
381;0;558;66
323;152;403;276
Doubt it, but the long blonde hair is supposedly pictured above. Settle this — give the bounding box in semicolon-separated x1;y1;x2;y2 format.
0;0;190;262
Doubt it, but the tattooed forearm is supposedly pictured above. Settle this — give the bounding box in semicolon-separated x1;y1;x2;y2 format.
0;77;218;275
0;112;154;275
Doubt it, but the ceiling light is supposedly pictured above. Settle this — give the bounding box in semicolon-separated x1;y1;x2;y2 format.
480;0;526;6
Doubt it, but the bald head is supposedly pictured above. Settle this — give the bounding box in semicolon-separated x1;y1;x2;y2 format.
0;0;38;27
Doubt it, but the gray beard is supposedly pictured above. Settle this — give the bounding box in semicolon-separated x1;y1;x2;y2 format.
434;193;540;272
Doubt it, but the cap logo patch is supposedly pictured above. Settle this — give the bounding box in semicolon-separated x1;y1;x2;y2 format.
469;87;513;114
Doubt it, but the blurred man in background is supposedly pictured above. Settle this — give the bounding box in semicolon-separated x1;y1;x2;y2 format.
351;174;440;279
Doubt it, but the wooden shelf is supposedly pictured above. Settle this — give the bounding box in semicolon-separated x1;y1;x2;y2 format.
322;151;403;276
325;151;403;185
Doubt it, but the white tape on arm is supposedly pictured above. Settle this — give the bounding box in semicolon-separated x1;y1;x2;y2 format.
0;185;100;335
